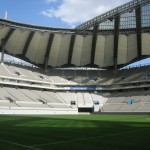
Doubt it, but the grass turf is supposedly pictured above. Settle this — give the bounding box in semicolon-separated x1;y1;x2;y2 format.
0;114;150;150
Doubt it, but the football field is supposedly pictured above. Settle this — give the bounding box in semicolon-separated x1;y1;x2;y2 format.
0;114;150;150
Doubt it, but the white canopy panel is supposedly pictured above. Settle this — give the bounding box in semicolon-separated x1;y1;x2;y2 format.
0;0;150;69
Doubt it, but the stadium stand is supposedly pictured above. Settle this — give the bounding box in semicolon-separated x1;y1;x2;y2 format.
0;0;150;114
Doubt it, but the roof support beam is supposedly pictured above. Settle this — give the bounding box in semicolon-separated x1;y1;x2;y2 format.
135;6;142;59
68;34;76;66
44;33;54;70
22;31;35;57
113;15;120;70
91;24;99;67
0;28;15;62
0;28;15;50
76;0;149;31
0;39;5;63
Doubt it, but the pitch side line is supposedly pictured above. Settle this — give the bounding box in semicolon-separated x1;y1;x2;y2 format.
0;138;42;150
32;128;150;147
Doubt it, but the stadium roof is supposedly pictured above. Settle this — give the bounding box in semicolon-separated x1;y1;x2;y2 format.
0;0;150;69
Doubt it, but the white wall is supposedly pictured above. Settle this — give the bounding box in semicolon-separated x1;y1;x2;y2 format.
48;34;62;67
127;34;137;62
94;35;114;67
34;32;50;64
0;107;78;115
57;34;71;66
142;33;150;55
118;34;128;65
80;35;92;66
72;35;83;66
104;35;114;67
26;32;41;62
94;35;105;67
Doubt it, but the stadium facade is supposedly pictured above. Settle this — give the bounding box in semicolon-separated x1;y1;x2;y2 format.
0;0;150;114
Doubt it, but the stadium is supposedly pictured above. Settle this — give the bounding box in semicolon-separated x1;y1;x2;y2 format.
0;0;150;149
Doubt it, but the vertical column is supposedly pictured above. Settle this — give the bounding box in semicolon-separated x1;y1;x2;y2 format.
22;31;35;57
135;7;142;59
68;34;76;66
1;38;5;63
91;24;99;67
44;33;54;70
113;15;120;70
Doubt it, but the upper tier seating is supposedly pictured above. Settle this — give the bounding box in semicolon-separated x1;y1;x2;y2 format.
1;62;150;85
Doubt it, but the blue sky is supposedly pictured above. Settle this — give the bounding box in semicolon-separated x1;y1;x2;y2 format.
0;0;69;27
0;0;131;28
0;0;150;66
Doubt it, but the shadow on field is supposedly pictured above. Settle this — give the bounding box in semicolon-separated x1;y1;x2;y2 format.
0;115;150;150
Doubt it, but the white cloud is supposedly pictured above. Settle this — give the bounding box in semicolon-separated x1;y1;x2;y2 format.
41;8;55;17
41;0;130;26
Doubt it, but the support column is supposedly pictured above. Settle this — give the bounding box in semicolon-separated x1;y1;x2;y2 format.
91;24;99;67
1;39;5;63
68;34;76;66
22;31;35;57
135;7;142;59
113;15;120;70
44;33;54;70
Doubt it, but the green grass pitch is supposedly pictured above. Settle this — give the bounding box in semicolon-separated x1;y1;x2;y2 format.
0;114;150;150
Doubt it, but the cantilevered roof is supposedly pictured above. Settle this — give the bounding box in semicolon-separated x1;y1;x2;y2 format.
0;0;150;69
76;0;150;31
